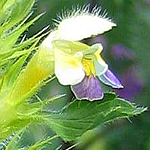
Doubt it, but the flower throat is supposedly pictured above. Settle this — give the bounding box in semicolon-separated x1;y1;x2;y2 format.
82;58;95;76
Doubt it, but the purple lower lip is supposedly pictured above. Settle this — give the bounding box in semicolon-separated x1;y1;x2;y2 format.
71;75;104;101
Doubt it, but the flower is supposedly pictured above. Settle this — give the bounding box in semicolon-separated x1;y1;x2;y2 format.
40;6;123;101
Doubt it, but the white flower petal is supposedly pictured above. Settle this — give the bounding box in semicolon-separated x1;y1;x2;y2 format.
54;13;116;41
54;49;85;85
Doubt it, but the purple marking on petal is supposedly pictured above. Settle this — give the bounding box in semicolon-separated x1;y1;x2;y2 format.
71;75;103;101
99;69;123;89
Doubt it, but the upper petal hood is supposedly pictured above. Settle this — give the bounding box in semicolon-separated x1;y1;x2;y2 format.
54;8;116;41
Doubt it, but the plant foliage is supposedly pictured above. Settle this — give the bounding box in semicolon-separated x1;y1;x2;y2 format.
0;0;147;149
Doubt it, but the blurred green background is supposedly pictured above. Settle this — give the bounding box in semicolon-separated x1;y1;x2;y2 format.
25;0;150;149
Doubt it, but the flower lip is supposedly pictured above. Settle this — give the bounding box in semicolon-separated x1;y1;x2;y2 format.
54;49;85;86
71;75;104;101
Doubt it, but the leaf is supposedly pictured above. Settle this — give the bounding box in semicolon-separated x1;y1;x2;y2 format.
0;0;35;34
0;13;43;54
3;0;35;31
0;0;11;25
0;26;49;74
43;93;147;141
25;135;59;150
0;116;32;140
5;126;27;150
5;124;59;150
0;0;7;10
17;94;64;116
2;54;28;90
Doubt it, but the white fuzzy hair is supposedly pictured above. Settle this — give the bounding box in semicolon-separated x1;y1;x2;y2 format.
53;5;116;41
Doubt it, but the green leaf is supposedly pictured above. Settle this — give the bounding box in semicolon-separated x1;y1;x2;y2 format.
17;94;64;116
25;135;59;150
43;93;147;141
5;125;59;150
0;0;7;10
0;0;11;25
3;0;35;31
2;54;28;90
0;13;43;55
5;126;27;150
0;0;35;34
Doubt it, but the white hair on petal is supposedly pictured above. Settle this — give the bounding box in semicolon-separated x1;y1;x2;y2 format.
52;5;116;41
53;5;89;25
54;5;114;25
